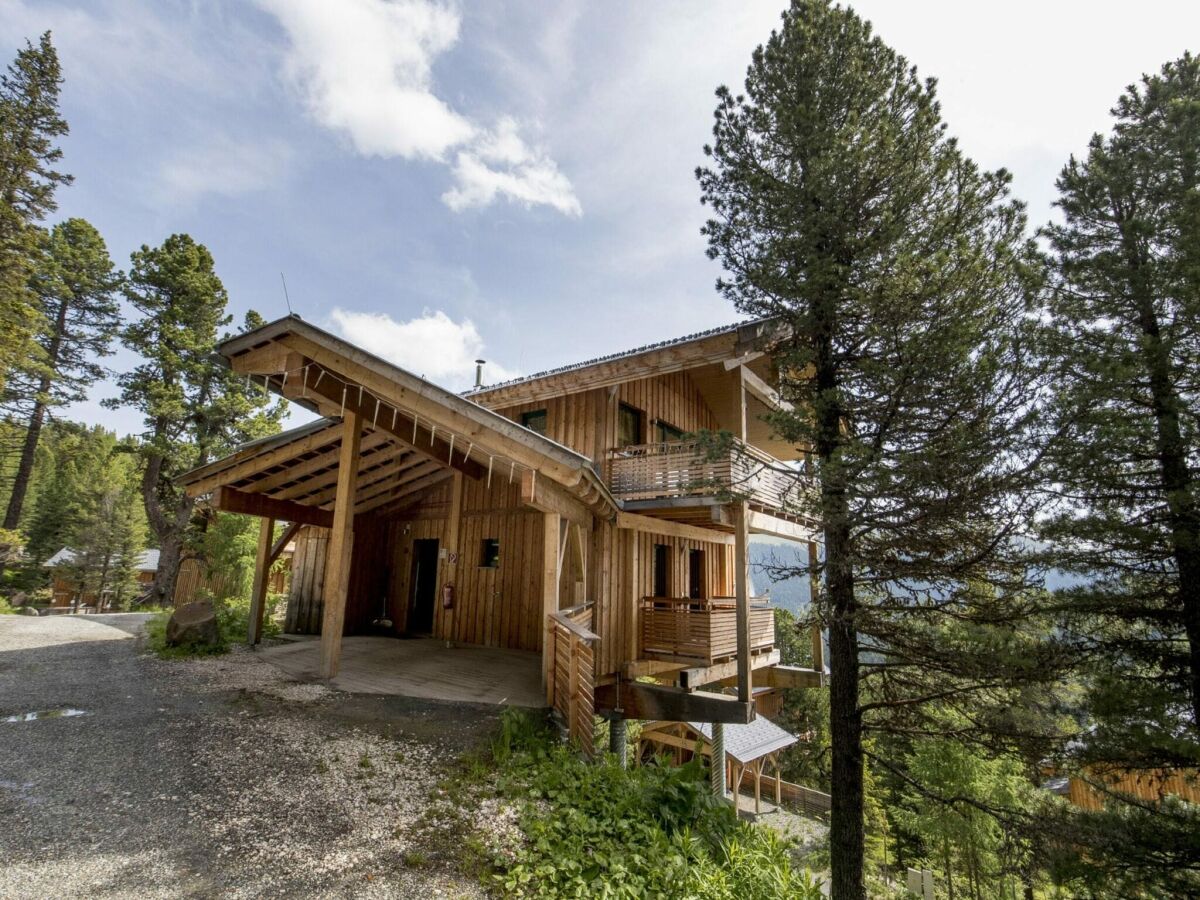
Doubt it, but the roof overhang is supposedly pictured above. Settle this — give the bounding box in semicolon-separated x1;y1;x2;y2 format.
178;316;617;523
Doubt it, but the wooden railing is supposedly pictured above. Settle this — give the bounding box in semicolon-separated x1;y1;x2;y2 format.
639;597;775;665
547;603;598;757
607;439;810;515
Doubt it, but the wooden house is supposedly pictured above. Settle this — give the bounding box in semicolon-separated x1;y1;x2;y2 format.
179;315;824;750
44;546;291;610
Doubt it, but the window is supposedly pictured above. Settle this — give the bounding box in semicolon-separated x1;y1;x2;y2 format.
653;544;670;597
480;538;500;569
521;409;547;436
655;420;685;443
688;549;706;599
618;403;643;448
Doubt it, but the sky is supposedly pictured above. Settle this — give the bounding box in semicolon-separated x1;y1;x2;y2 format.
2;0;1197;437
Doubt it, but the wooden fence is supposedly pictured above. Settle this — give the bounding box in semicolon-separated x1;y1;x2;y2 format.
607;439;810;515
547;602;598;757
639;596;775;663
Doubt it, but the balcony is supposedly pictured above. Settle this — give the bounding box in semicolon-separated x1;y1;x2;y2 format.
607;439;809;517
640;597;775;665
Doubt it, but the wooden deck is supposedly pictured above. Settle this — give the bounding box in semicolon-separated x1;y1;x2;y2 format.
257;636;544;708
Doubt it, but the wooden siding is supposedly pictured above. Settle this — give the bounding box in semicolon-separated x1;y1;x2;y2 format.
1065;767;1200;811
491;371;719;464
590;529;735;678
286;526;328;633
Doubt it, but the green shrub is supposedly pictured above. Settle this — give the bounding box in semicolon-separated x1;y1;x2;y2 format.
0;595;15;615
486;708;823;899
144;591;283;658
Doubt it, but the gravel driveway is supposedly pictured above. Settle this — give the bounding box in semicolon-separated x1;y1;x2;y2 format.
0;614;501;899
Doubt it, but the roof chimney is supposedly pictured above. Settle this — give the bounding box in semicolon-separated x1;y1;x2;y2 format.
474;359;486;389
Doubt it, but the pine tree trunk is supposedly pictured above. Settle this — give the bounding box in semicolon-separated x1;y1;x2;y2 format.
1126;239;1200;725
4;296;68;530
2;396;45;530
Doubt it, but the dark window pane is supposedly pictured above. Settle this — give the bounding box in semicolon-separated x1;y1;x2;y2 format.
653;544;670;597
656;421;685;443
480;538;500;568
618;404;643;447
521;409;547;436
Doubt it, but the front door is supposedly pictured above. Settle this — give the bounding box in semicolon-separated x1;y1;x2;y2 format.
408;539;439;634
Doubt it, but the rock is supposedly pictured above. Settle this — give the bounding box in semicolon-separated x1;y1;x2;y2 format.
165;600;220;648
22;605;40;616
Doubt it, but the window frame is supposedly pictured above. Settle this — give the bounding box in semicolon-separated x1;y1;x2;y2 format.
479;538;501;569
618;403;644;448
520;408;548;436
655;420;686;443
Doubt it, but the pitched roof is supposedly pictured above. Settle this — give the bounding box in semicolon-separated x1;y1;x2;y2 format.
690;716;798;764
45;548;159;572
464;320;752;396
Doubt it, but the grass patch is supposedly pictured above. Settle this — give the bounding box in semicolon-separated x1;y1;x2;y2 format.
144;593;283;658
474;708;823;899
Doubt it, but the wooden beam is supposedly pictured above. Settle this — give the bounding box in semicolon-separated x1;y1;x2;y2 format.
740;365;794;414
319;412;361;679
729;364;747;441
212;486;332;528
247;516;274;646
594;681;755;724
274;330;584;484
269;521;302;564
679;650;781;691
284;366;486;480
615;510;735;545
716;664;824;690
521;469;592;529
541;511;561;699
747;509;814;542
733;500;751;703
435;471;464;641
279;448;411;503
355;465;449;515
245;430;393;494
183;423;341;496
362;468;451;518
270;439;402;500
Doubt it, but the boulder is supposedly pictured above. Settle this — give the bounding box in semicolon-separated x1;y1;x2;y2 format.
165;600;220;648
21;605;40;616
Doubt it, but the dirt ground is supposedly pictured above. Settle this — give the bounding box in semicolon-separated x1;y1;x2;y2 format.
0;613;505;899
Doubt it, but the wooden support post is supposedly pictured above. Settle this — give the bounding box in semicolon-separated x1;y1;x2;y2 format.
754;759;763;814
247;516;275;646
710;722;725;799
733;500;752;704
541;511;561;695
626;528;640;662
319;412;361;679
437;471;464;643
808;540;824;675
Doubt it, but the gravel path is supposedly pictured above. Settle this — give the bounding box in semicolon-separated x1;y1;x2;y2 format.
0;614;502;899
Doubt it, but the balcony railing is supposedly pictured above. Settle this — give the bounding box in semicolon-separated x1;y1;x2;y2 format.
608;439;810;515
640;596;775;665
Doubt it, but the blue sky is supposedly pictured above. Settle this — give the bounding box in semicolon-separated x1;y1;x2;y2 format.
2;0;1196;436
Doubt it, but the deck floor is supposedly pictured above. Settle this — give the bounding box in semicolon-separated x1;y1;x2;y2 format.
257;636;545;708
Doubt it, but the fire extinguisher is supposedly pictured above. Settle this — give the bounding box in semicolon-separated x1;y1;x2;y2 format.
442;583;454;610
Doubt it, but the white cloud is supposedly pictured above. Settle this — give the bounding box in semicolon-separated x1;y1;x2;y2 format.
157;135;292;203
256;0;580;216
327;308;518;390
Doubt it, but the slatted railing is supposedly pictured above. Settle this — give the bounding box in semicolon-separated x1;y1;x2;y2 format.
607;439;810;515
639;597;775;664
547;603;598;757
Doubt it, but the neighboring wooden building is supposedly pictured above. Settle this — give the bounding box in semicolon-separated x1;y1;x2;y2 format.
1044;767;1200;811
179;315;825;749
44;546;290;610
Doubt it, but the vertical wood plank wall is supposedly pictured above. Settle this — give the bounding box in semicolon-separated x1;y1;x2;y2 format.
491;371;720;462
284;370;736;674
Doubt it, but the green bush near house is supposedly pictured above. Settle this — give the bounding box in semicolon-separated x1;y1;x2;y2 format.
485;708;823;899
144;591;283;658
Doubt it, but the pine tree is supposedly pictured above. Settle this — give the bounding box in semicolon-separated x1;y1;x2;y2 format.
0;32;71;391
697;3;1045;895
2;218;120;530
1039;53;1200;893
65;452;144;610
108;234;284;606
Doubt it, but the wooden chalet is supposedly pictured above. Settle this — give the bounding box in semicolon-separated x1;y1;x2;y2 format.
178;315;825;751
